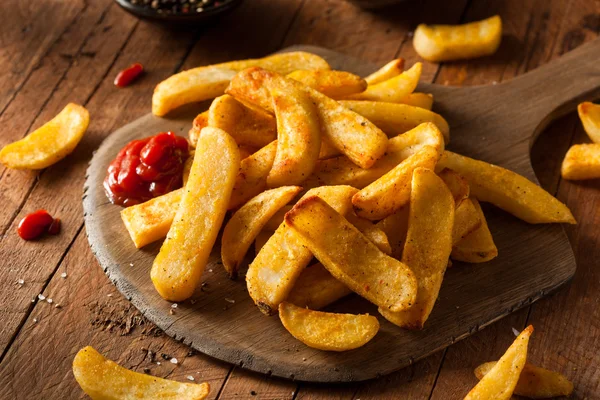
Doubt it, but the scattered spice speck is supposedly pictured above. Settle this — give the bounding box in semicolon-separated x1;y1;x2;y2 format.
143;368;151;374
250;390;257;396
169;309;175;315
170;358;178;365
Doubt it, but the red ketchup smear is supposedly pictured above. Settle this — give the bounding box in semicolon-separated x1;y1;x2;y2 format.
114;63;144;88
18;210;61;240
104;131;189;207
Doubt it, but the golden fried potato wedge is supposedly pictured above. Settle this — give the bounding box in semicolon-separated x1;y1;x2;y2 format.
287;69;367;98
247;186;358;315
452;198;482;244
339;100;449;142
398;93;434;110
439;168;470;206
279;302;379;351
376;205;409;259
378;168;454;329
254;230;272;256
227;67;388;169
345;213;392;255
208;95;277;148
151;127;240;301
229;141;277;209
73;346;210;400
287;263;352;310
475;361;573;399
304;122;445;190
438;151;575;224
0;103;89;170
561;143;600;180
263;205;293;231
413;15;502;62
222;186;301;279
267;85;321;187
285;196;417;312
121;188;183;249
353;145;441;220
189;111;208;147
465;325;533;400
345;62;422;103
578;101;600;143
152;51;330;116
365;59;405;85
452;199;498;263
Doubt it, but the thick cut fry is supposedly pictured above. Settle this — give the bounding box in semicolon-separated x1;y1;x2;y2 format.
413;16;502;62
377;206;409;259
561;143;600;180
452;198;482;244
182;150;195;185
465;325;533;400
208;95;277;148
189;111;208;147
339;100;449;142
475;362;574;399
378;168;454;329
254;230;272;256
345;63;422;103
151;127;240;301
452;199;497;263
439;168;470;206
287;69;367;98
267;85;321;187
578;101;600;143
287;263;353;310
73;346;210;400
365;59;405;85
345;213;392;255
438;151;575;224
152;51;330;116
222;186;301;279
304;122;445;190
279;302;379;351
0;103;89;169
353;145;441;220
227;67;388;169
229;141;277;209
285;196;417;312
247;186;358;315
398;93;434;110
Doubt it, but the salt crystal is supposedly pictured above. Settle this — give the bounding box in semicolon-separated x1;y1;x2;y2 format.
55;304;61;309
225;298;235;304
170;358;178;365
171;303;178;309
107;294;113;297
512;327;520;336
130;263;134;267
38;294;46;301
17;279;24;285
47;298;53;304
60;272;67;279
157;362;161;365
33;318;38;323
186;375;195;381
208;269;213;273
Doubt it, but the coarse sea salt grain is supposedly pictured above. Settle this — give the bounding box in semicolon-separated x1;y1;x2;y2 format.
38;294;46;301
47;298;53;304
17;279;24;285
186;376;195;381
171;303;178;309
170;358;178;365
60;272;67;279
512;327;520;336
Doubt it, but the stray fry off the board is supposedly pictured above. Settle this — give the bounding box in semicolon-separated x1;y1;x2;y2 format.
465;325;533;400
561;102;600;180
73;346;210;400
0;103;89;170
151;127;240;301
578;101;600;143
413;15;502;62
279;302;379;351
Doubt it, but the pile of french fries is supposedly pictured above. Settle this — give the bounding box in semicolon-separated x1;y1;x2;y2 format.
120;51;575;353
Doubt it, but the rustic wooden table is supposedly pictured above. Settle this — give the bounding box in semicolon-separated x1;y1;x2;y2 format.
0;0;599;398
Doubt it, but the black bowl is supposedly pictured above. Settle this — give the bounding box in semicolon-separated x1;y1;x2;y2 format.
114;0;243;25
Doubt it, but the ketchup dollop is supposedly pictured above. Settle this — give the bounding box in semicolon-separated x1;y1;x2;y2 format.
104;131;189;207
18;210;61;240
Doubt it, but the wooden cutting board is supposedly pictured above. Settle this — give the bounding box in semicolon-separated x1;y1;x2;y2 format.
83;42;600;383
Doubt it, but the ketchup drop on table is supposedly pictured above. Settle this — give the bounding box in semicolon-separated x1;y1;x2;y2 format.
18;210;60;240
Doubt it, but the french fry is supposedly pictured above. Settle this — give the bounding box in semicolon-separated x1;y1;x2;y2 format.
286;263;353;310
208;95;277;148
561;143;600;180
338;100;449;142
475;361;574;399
151;127;240;301
0;103;89;170
438;151;576;224
345;62;422;103
73;346;210;400
376;205;409;259
229;141;277;209
353;145;441;220
464;325;534;400
578;101;600;143
279;302;379;351
221;186;301;279
304;122;445;190
182;150;195;185
189;111;208;147
152;51;330;116
287;69;368;98
345;213;392;255
365;59;405;85
378;168;454;329
397;93;434;110
264;205;293;231
413;16;502;62
227;67;389;169
247;186;358;315
452;198;482;244
439;168;470;206
254;230;272;256
451;199;498;263
267;85;321;187
285;196;417;312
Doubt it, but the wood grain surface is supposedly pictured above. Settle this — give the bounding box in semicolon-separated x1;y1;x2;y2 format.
0;0;599;398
